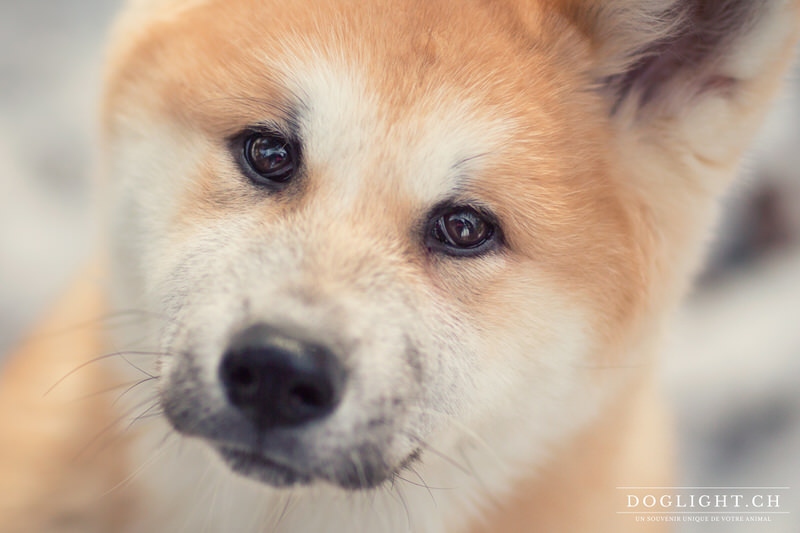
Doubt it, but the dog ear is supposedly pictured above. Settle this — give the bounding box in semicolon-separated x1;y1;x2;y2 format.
550;1;799;270
552;0;800;210
560;0;800;119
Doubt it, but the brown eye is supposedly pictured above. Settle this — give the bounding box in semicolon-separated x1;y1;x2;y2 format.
431;207;496;254
243;133;297;183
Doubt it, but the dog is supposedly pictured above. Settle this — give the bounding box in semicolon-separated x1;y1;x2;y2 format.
1;1;799;532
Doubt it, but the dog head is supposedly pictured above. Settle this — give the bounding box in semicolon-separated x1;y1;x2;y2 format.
101;0;799;490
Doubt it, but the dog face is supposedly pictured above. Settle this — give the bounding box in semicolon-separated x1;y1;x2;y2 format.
102;0;799;491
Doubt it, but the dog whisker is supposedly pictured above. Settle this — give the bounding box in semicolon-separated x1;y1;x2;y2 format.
408;463;445;496
118;353;157;379
394;472;444;495
274;492;295;530
128;407;165;426
404;406;503;467
69;376;157;403
391;478;414;532
400;430;484;490
98;429;177;499
111;376;160;407
75;395;160;461
44;350;169;397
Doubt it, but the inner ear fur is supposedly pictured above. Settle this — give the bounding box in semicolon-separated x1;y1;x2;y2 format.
556;0;800;117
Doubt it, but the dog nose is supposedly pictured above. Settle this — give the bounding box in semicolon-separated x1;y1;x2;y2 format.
219;324;346;430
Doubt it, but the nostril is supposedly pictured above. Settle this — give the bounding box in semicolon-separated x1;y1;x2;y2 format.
288;382;329;410
227;362;256;389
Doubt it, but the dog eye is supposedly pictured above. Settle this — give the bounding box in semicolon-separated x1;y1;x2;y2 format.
243;133;297;183
430;207;496;254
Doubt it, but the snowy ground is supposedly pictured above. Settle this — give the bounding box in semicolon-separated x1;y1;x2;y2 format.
1;2;799;531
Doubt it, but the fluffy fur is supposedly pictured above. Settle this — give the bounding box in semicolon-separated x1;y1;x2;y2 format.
2;1;798;532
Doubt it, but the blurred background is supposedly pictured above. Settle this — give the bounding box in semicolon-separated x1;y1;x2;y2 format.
1;1;798;531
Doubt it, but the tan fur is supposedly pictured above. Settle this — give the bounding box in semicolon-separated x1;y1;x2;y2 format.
468;372;674;533
0;265;137;532
2;0;799;532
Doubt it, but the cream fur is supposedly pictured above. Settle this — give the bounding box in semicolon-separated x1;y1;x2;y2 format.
1;1;798;532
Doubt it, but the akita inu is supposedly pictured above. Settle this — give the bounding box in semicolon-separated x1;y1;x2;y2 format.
1;1;798;532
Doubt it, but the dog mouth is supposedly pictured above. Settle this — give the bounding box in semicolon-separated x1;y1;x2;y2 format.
215;443;424;490
217;446;314;487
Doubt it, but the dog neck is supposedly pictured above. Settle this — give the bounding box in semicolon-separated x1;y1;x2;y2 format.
466;373;674;533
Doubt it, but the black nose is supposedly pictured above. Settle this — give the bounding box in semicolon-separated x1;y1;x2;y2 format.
219;324;346;430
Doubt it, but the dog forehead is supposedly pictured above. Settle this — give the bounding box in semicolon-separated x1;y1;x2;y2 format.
283;61;511;205
106;0;531;204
